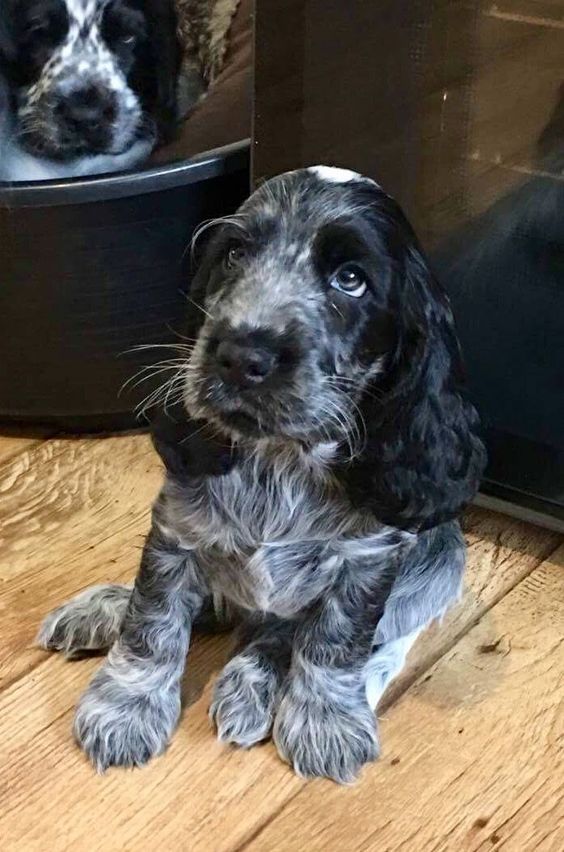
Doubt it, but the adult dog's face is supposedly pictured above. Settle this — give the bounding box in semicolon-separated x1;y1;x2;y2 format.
1;0;154;158
184;167;406;447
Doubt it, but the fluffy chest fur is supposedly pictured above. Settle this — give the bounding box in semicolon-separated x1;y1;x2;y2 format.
154;442;405;616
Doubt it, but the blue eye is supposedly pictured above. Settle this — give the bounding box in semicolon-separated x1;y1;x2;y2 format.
330;265;367;298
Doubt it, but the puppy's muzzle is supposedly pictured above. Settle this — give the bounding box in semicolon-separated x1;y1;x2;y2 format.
209;326;284;392
214;336;277;389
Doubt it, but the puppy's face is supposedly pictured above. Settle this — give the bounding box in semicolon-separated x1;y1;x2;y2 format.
184;167;402;447
4;0;150;158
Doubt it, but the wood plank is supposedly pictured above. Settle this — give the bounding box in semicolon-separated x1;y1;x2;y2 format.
242;545;564;852
0;434;162;691
0;434;560;849
0;436;42;466
383;508;561;707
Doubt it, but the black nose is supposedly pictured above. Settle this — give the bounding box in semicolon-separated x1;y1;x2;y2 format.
56;86;116;132
215;338;278;388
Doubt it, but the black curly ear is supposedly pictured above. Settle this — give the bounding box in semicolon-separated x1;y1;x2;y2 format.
340;204;486;531
178;221;225;344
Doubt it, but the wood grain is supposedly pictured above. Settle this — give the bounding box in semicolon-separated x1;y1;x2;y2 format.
0;432;561;851
0;435;162;691
243;547;564;852
0;436;42;465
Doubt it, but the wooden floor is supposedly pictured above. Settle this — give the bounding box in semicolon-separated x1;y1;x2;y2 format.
0;432;562;851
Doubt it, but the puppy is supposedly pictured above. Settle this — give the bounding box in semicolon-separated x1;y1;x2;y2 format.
38;166;486;783
0;0;239;181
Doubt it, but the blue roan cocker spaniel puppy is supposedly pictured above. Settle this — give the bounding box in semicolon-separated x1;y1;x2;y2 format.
38;167;486;783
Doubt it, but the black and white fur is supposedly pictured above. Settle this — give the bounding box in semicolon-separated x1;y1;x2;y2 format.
0;0;238;181
38;167;486;783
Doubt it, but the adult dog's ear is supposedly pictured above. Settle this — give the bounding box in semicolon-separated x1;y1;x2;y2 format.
140;0;181;143
340;202;487;531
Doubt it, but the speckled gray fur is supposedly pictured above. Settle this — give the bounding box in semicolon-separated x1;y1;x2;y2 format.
38;168;477;783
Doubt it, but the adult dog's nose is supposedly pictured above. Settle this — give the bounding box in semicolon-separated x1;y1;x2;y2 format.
215;337;277;388
56;86;116;136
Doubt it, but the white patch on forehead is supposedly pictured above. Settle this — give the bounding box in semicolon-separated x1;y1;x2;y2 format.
308;166;363;183
308;165;382;190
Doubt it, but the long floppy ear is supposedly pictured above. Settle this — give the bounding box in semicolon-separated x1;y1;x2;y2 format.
340;203;487;531
149;223;238;474
138;0;181;143
179;220;228;342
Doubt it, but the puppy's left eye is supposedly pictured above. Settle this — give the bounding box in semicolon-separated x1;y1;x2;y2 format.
330;265;367;298
121;34;136;45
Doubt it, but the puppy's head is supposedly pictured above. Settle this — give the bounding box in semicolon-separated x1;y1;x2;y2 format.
183;166;486;528
185;167;406;444
0;0;179;160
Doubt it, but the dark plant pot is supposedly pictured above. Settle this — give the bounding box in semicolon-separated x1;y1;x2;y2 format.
0;140;250;432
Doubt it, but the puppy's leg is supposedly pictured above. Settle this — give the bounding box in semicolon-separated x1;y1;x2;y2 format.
274;522;466;782
38;585;233;658
37;584;132;658
73;527;205;772
210;615;295;747
273;554;398;784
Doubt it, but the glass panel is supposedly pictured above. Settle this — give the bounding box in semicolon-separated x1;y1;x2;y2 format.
254;0;564;521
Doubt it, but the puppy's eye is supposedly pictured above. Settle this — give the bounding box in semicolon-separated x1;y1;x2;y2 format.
225;245;247;269
120;34;136;46
330;265;367;298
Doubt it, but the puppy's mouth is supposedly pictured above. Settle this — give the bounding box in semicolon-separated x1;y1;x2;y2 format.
187;376;283;440
201;388;269;438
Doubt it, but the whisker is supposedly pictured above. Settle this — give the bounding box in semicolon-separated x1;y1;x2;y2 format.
179;290;214;320
188;213;249;262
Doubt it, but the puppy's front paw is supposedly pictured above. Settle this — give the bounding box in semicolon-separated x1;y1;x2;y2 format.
210;653;280;747
74;663;180;772
273;669;379;783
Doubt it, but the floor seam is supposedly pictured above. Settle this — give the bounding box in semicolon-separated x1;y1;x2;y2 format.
381;537;562;711
230;786;306;852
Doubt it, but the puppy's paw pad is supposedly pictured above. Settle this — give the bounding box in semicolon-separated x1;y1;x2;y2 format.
210;654;279;748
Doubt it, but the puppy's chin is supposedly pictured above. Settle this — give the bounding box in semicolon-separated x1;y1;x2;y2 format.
196;401;328;447
214;408;266;439
185;395;295;443
183;377;328;445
